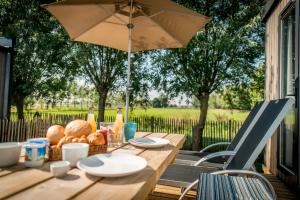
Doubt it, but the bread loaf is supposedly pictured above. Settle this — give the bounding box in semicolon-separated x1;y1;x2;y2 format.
87;132;105;145
64;120;92;138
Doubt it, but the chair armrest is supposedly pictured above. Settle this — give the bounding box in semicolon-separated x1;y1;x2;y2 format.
193;151;236;166
212;170;277;200
178;180;199;200
199;142;231;153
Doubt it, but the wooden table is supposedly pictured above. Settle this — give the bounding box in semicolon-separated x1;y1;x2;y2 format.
0;132;185;200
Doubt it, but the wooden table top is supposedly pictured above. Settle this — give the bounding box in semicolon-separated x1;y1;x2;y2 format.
0;132;185;200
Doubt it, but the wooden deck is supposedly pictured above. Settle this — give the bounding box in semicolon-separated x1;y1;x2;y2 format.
149;174;298;200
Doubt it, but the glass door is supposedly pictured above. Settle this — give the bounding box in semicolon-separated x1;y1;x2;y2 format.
279;3;298;185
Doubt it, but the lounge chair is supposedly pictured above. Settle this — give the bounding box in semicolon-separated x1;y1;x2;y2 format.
176;101;268;166
179;170;277;200
159;98;294;189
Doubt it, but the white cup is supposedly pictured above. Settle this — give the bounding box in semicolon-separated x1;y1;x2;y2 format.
50;161;70;177
62;143;89;167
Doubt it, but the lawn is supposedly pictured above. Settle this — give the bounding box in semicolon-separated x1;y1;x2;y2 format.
18;107;249;121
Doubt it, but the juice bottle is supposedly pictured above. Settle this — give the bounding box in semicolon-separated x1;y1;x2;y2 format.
113;107;123;144
87;107;97;133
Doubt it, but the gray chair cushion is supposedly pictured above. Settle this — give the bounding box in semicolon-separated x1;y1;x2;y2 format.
197;173;274;200
159;164;218;188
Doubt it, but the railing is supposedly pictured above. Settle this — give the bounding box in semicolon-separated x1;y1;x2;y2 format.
4;113;243;149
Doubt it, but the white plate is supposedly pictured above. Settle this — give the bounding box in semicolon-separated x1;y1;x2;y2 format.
77;153;147;177
128;137;170;148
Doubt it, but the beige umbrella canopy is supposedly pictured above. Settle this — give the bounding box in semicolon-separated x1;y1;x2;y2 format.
42;0;210;122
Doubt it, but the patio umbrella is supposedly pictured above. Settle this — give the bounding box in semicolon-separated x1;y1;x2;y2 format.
42;0;210;123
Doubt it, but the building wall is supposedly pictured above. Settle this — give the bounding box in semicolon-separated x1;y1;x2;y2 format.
264;0;291;174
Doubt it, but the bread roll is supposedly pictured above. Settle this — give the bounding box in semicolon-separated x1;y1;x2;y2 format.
72;138;80;143
57;136;66;148
64;120;92;138
79;137;88;143
65;136;75;143
87;132;105;145
47;125;65;145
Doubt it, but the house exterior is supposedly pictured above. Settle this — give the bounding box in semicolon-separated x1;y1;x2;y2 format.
263;0;300;192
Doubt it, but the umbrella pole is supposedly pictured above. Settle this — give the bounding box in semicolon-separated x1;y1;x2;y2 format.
125;0;134;123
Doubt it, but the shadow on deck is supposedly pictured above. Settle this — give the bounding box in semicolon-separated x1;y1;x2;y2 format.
149;174;298;200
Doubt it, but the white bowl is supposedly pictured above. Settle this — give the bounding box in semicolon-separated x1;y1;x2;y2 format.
50;161;70;177
0;142;22;167
62;143;89;167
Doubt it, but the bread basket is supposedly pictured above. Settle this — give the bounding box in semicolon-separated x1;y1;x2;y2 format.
49;144;107;161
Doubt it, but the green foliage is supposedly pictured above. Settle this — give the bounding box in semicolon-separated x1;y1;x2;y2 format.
152;98;161;108
152;0;265;100
1;0;77;119
73;43;149;121
221;63;265;110
222;84;252;110
152;94;169;108
208;94;227;109
151;0;265;149
14;107;249;121
249;63;265;105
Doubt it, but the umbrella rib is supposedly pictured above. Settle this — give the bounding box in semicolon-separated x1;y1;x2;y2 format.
72;4;127;40
135;1;210;19
138;9;184;46
101;4;128;25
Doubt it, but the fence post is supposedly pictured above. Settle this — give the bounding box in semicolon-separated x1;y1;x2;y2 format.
228;120;232;141
150;116;154;133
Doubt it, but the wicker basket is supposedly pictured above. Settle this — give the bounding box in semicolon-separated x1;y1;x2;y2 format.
49;144;107;161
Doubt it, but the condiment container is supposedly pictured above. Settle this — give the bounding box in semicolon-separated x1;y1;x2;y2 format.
27;138;50;161
24;142;46;167
50;161;70;177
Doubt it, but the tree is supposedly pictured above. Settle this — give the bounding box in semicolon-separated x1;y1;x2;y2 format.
151;0;264;150
221;63;265;110
249;63;265;105
222;84;252;110
74;41;148;123
1;0;77;119
73;44;125;122
152;98;162;108
151;94;169;108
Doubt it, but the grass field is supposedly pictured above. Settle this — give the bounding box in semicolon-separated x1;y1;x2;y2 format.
18;107;249;121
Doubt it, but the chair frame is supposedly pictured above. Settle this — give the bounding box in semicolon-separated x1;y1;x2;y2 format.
176;101;269;166
178;170;277;200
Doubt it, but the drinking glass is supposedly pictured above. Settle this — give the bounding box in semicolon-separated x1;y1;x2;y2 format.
100;122;123;147
124;122;137;142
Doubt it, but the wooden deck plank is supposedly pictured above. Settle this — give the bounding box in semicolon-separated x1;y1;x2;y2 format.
73;134;185;200
2;132;154;200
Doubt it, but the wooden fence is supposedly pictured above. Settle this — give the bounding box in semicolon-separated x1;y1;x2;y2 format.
3;113;243;149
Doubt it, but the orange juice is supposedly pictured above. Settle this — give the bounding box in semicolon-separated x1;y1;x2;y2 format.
113;108;123;142
87;108;97;133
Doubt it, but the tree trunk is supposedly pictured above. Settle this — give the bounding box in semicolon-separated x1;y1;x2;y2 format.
192;94;209;150
16;96;25;120
97;90;108;124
